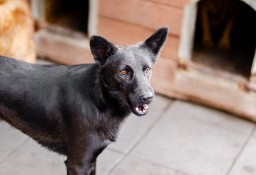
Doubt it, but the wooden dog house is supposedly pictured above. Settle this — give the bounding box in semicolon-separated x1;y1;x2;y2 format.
30;0;256;121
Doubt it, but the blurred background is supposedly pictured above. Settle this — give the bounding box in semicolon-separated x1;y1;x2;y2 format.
0;0;256;175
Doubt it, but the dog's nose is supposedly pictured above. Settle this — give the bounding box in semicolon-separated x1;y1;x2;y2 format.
140;94;153;104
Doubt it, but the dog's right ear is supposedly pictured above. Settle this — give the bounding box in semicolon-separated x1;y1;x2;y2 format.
90;35;117;65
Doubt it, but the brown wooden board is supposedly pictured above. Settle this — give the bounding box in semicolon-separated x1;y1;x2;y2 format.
153;60;256;122
143;0;190;8
35;30;94;65
98;16;179;60
99;0;183;36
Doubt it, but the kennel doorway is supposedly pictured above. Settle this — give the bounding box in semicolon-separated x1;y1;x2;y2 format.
171;0;256;121
31;0;98;64
44;0;89;35
179;0;256;81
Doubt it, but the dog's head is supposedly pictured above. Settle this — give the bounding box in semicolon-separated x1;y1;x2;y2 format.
90;27;168;116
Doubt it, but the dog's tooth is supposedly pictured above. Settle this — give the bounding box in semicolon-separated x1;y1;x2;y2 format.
135;106;140;112
143;104;148;110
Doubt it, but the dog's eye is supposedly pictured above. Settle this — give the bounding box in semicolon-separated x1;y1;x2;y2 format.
120;70;129;76
145;67;151;75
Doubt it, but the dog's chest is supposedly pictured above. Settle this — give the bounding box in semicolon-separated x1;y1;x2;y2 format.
92;114;124;143
97;120;120;142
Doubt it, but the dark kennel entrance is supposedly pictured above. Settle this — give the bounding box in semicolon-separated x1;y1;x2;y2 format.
192;0;256;78
45;0;89;36
32;0;97;65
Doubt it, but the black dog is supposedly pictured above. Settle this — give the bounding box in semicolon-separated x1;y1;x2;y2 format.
0;27;168;175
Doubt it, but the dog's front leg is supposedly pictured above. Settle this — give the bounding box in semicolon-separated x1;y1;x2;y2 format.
65;158;95;175
65;133;104;175
65;152;96;175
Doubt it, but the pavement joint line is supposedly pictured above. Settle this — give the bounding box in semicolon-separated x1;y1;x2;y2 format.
132;154;193;175
187;113;255;137
161;97;175;112
125;99;174;155
225;125;256;175
166;100;255;137
0;137;30;164
107;100;173;175
106;147;126;155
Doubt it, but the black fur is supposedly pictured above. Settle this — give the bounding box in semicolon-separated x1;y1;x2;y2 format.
0;27;168;175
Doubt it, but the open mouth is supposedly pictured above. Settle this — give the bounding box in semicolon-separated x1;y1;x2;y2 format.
132;104;149;116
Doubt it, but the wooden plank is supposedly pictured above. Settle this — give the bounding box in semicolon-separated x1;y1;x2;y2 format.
142;0;190;8
99;0;183;36
98;16;179;60
160;69;256;122
249;70;256;92
35;30;94;65
142;0;191;8
152;57;177;91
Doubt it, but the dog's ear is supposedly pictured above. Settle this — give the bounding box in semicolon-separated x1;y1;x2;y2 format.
90;35;117;65
141;27;168;62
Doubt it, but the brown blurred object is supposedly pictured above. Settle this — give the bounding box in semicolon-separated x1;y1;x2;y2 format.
199;0;238;49
0;0;35;63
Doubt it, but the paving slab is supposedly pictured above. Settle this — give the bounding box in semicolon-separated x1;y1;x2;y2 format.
131;101;255;175
110;155;187;175
0;122;28;163
170;101;254;135
228;127;256;175
109;95;172;154
0;139;66;175
97;149;124;175
36;58;53;65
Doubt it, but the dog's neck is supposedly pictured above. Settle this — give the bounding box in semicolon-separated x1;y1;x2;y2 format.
97;66;131;118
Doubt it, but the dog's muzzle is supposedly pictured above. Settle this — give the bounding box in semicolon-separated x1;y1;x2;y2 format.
131;94;153;116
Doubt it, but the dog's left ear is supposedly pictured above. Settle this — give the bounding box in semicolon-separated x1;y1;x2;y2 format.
90;35;117;65
141;27;168;62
